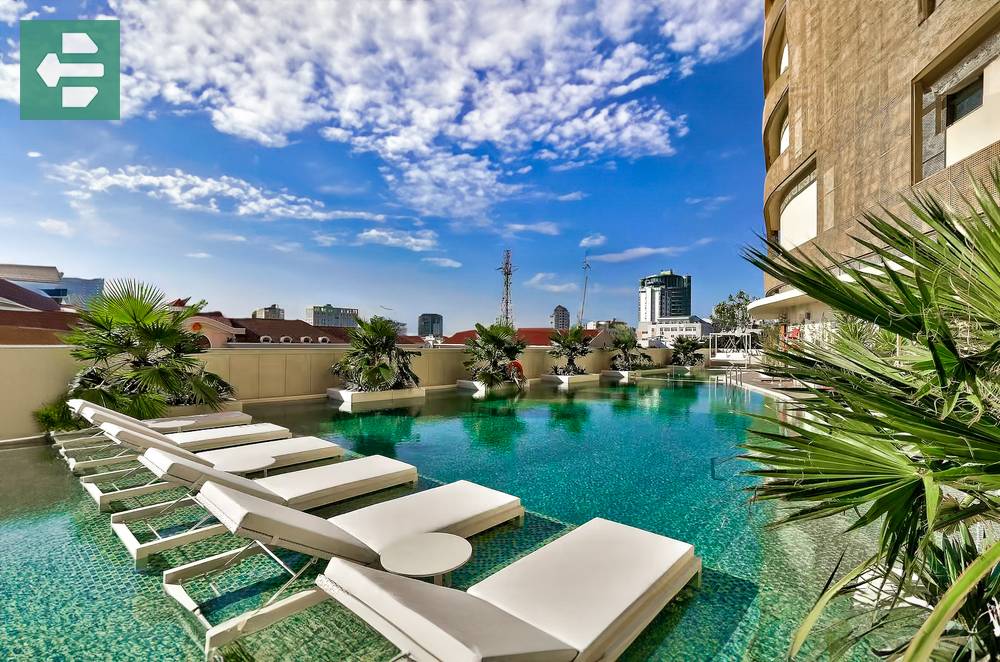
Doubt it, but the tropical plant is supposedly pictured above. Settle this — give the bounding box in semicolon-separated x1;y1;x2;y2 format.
740;166;1000;659
331;315;421;391
609;327;652;371
711;290;755;332
462;322;527;388
670;335;703;366
548;325;592;375
34;280;234;426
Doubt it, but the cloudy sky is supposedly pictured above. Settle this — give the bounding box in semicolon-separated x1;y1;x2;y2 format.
0;0;765;333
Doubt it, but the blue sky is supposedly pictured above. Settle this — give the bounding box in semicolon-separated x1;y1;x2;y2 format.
0;0;765;334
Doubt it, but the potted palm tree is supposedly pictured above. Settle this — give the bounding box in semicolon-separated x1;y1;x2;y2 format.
601;327;652;383
458;322;528;397
33;280;237;430
543;325;599;386
327;315;424;410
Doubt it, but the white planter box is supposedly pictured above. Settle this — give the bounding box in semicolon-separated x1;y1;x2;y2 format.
326;387;426;406
540;373;600;387
600;370;635;383
163;401;243;417
456;380;519;398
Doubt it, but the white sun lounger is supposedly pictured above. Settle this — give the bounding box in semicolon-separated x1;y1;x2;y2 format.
313;518;701;662
62;407;291;474
80;422;344;511
56;398;254;450
163;478;524;652
110;448;421;567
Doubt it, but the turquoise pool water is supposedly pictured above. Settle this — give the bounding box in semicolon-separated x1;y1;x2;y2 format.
0;379;876;660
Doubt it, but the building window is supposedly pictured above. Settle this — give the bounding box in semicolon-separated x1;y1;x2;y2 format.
259;335;272;343
779;115;790;154
779;41;789;75
946;76;984;126
279;335;293;343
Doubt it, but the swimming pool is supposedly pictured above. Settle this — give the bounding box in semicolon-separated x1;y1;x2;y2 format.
0;380;876;660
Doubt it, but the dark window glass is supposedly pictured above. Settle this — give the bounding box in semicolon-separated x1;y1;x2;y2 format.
947;76;984;125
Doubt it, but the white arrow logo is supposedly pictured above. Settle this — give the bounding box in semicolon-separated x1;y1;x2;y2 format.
35;32;104;109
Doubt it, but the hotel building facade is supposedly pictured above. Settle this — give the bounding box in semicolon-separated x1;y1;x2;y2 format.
748;1;1000;338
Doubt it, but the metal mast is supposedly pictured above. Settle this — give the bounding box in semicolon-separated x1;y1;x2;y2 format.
498;248;515;325
577;254;591;325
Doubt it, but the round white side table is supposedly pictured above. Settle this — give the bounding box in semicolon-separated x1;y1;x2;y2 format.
379;532;472;586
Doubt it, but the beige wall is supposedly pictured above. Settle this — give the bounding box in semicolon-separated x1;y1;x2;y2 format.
0;344;673;442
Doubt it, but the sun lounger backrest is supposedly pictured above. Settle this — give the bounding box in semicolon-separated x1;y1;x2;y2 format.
139;449;281;502
74;400;144;426
99;423;210;465
318;559;576;662
196;482;377;563
85;407;177;444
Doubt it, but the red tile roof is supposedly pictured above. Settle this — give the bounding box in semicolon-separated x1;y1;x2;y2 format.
443;327;600;346
229;318;340;343
396;335;425;345
0;278;61;312
0;310;81;345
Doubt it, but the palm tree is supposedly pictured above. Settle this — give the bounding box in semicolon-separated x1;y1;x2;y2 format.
463;322;527;388
740;166;1000;659
332;315;421;391
548;325;592;375
609;327;652;371
670;335;703;366
55;279;233;420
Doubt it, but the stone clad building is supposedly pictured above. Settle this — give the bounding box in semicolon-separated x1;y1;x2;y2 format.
750;1;1000;337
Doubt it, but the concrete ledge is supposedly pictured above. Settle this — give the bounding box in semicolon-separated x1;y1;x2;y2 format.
326;387;426;406
455;380;519;397
600;370;635;383
163;401;243;417
540;373;600;386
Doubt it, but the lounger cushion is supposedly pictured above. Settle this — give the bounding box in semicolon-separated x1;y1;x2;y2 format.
196;436;345;472
99;423;212;465
468;518;697;659
255;456;415;507
88;407;290;450
330;480;521;553
196;481;376;563
139;449;281;503
319;560;576;662
142;410;252;432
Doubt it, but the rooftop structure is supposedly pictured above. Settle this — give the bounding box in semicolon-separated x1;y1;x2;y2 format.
417;313;443;338
0;264;104;307
306;305;359;328
251;304;285;320
749;1;1000;339
550;305;570;331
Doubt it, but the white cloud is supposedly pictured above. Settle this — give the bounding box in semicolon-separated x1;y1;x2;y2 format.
37;218;74;237
423;257;462;268
579;233;607;248
271;242;301;253
41;5;55;13
205;232;247;242
556;191;587;201
313;232;340;247
590;237;713;263
684;194;733;213
96;0;758;219
356;228;438;252
504;221;559;236
0;0;26;25
525;272;578;293
26;151;42;158
184;251;212;259
49;161;386;222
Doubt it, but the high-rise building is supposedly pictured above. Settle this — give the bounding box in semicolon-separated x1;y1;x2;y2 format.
251;304;285;320
748;2;1000;339
0;264;104;307
550;305;570;330
306;305;359;327
638;271;691;320
418;313;443;338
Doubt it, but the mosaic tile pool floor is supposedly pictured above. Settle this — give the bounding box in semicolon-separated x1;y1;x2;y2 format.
0;380;880;660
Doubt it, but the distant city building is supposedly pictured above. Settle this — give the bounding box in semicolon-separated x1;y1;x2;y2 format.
0;264;104;307
306;304;358;327
637;270;691;340
418;313;443;338
251;304;285;320
550;305;570;330
585;318;629;331
639;315;714;348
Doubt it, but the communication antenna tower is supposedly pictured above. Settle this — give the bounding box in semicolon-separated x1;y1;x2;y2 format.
577;254;591;325
498;249;515;325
